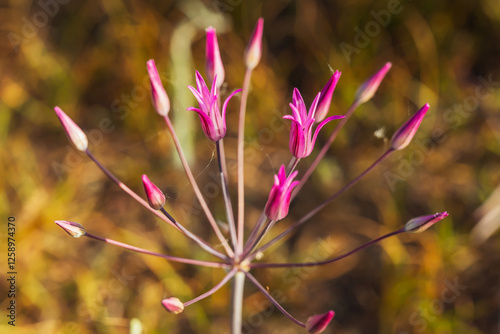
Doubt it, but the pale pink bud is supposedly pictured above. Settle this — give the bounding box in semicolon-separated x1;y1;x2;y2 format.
161;297;184;314
390;103;430;150
54;106;88;151
55;220;86;238
205;27;225;89
142;174;166;210
245;17;264;70
315;70;341;123
264;165;300;221
404;211;449;233
147;59;170;116
354;62;392;104
306;310;335;334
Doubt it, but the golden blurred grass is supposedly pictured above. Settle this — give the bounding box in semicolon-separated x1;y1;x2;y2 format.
1;0;499;333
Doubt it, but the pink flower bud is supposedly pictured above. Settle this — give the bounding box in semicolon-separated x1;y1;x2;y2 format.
54;106;88;151
390;103;430;150
354;62;392;104
147;59;170;116
306;310;335;334
161;297;184;314
245;18;264;70
404;211;449;233
315;70;341;123
206;27;225;89
142;174;166;210
55;220;86;238
264;165;300;221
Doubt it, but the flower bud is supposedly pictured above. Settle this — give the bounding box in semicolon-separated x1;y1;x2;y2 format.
390;103;430;150
205;27;225;89
245;18;264;70
404;211;449;233
306;310;335;334
147;59;170;116
161;297;184;314
142;174;166;210
315;70;341;123
354;62;392;105
54;106;88;151
55;220;86;238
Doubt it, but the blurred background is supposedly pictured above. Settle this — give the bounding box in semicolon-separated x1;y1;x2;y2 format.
1;0;499;333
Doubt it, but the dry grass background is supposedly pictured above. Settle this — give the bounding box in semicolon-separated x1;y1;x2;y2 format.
1;0;499;333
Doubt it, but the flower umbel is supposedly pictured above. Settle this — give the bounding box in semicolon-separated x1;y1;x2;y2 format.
187;71;241;141
264;165;299;221
54;18;449;334
284;88;344;158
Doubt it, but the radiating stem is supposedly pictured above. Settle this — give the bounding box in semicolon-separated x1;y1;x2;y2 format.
249;148;394;260
245;272;305;328
293;101;359;198
216;140;238;250
184;269;237;307
236;68;253;255
86;150;179;231
163;116;234;257
159;208;227;260
250;228;404;268
231;271;246;334
84;233;228;268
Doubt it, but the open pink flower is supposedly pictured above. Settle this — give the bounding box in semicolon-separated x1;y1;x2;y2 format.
264;165;299;221
187;71;241;141
283;88;344;158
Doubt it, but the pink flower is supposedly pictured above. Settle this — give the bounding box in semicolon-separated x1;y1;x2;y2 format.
54;106;88;152
315;70;342;123
188;71;241;142
404;211;449;233
142;174;166;210
306;311;335;334
283;88;344;158
147;59;170;117
264;165;300;221
206;27;225;89
390;103;430;150
245;18;264;70
354;62;392;104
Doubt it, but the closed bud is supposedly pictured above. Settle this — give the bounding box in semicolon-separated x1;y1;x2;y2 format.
161;297;184;314
404;211;449;233
354;62;392;105
306;310;335;334
390;103;430;150
205;27;225;89
55;220;86;238
245;18;264;70
147;59;170;116
54;106;88;151
315;70;341;123
142;174;166;210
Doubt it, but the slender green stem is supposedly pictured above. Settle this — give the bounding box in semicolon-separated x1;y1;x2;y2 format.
236;68;253;256
292;101;359;198
248;148;394;261
250;228;404;268
163;116;234;257
216;140;238;250
84;233;228;268
231;271;246;334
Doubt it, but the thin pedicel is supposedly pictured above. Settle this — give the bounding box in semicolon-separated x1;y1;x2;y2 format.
54;17;448;334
